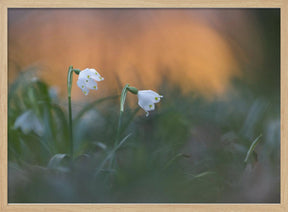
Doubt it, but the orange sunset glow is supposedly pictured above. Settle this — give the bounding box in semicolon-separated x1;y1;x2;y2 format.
9;9;263;100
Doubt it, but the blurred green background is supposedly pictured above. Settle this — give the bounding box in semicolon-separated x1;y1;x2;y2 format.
8;9;280;203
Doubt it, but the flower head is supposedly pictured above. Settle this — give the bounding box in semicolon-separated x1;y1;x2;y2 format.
77;68;104;95
137;90;163;117
14;110;44;136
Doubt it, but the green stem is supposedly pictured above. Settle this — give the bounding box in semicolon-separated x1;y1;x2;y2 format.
68;96;73;158
108;84;129;173
120;84;129;113
115;111;123;146
115;84;129;147
67;65;74;158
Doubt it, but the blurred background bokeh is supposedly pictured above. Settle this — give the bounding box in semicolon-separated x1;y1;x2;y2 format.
8;9;280;203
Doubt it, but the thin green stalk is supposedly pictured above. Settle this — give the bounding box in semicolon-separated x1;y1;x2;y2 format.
114;84;129;147
107;110;122;172
115;111;123;146
120;107;140;135
108;84;129;174
108;108;139;175
68;96;73;158
67;65;74;158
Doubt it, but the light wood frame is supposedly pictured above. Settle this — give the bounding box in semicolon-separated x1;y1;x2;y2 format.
0;0;287;211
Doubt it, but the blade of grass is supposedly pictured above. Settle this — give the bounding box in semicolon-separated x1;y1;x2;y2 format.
244;134;262;163
94;133;132;176
184;171;216;183
162;153;185;170
192;171;216;179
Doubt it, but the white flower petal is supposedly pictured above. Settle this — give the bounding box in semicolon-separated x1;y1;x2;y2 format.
78;68;91;79
137;90;162;116
14;110;33;131
14;110;44;135
77;68;104;96
77;78;90;95
89;68;104;81
77;78;86;89
84;78;98;90
138;100;155;112
138;90;163;103
82;87;90;96
153;95;163;103
79;68;104;82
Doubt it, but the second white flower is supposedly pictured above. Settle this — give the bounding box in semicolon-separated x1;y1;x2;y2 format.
137;90;163;116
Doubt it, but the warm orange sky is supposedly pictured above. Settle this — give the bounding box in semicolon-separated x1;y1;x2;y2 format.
8;9;264;100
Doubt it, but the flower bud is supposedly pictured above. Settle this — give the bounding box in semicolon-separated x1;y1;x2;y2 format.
127;86;138;94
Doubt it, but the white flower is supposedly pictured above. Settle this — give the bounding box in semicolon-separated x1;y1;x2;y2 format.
77;68;104;95
14;110;44;136
137;90;163;117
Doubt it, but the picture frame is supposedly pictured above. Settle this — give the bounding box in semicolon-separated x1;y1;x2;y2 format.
0;0;287;211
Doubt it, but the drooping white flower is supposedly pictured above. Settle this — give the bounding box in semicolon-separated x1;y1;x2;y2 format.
137;90;163;117
14;110;44;136
77;68;104;95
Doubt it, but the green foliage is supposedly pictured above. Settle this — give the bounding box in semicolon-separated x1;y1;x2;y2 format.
8;71;280;203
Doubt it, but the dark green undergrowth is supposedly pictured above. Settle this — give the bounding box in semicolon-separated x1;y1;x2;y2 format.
8;71;280;203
